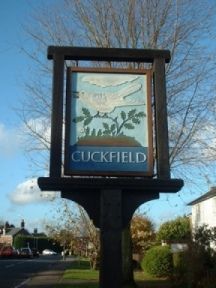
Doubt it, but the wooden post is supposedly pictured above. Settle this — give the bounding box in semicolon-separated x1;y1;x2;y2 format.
38;177;184;288
153;57;170;179
100;189;122;288
49;53;64;177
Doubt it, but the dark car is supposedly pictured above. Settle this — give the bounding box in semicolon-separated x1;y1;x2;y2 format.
19;247;33;258
0;246;18;258
32;248;40;257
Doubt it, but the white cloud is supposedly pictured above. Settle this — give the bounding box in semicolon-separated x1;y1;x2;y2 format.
9;178;58;205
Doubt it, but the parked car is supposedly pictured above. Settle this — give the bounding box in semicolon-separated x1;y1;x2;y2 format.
0;246;18;258
31;248;40;257
19;247;33;258
42;249;57;255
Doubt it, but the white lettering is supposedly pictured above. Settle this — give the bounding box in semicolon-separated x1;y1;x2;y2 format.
109;152;117;162
71;151;147;164
81;151;90;162
100;152;110;162
122;152;129;163
91;152;101;162
136;152;146;163
128;152;135;163
71;151;80;162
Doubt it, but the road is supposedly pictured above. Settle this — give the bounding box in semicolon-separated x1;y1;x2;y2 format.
0;255;62;288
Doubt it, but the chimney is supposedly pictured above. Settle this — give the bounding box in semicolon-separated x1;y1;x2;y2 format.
21;219;25;228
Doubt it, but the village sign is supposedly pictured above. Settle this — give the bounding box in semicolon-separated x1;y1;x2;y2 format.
38;46;184;288
65;67;153;176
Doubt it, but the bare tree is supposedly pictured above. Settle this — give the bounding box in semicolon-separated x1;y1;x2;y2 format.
45;199;100;267
20;0;216;180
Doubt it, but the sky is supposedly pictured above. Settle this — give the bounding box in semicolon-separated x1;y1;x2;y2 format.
0;0;59;233
0;0;214;233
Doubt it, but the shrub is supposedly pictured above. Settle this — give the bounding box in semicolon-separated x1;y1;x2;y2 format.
171;243;216;288
141;245;173;277
157;216;191;242
198;270;216;288
172;252;188;287
173;252;187;272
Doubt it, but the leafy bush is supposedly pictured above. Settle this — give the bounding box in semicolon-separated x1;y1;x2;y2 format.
198;270;216;288
157;216;191;242
141;245;173;277
172;243;216;288
172;252;189;287
173;252;187;273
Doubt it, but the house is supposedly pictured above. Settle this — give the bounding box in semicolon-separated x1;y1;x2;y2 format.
188;186;216;230
0;220;30;246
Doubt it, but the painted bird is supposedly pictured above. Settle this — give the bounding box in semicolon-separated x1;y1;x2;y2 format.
73;83;144;114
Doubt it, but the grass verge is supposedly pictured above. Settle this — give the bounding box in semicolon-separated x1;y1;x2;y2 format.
63;259;99;281
57;259;172;288
57;284;98;288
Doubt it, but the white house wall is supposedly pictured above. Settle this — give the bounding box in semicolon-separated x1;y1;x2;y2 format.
192;196;216;229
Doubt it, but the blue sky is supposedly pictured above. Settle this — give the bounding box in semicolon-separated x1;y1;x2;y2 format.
0;0;58;232
0;0;214;233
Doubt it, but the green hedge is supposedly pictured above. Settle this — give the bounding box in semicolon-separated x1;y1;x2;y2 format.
141;245;173;277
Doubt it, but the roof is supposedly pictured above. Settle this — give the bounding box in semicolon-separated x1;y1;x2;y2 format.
188;187;216;206
6;228;30;237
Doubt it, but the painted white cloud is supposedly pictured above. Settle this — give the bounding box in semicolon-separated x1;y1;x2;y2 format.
9;178;58;205
0;122;21;156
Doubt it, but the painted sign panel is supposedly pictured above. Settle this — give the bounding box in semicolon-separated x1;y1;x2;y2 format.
65;68;153;176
